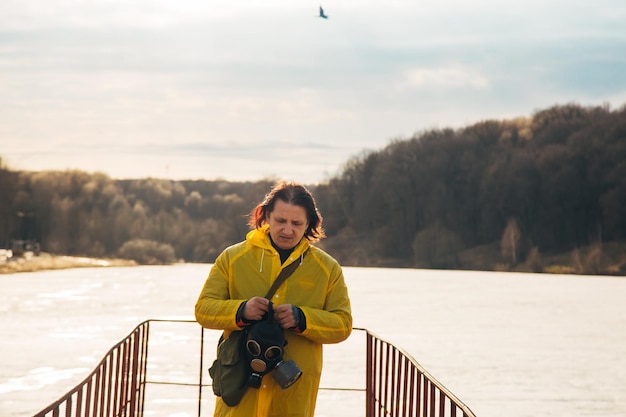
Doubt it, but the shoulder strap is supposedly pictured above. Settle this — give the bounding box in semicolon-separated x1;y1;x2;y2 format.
264;248;309;299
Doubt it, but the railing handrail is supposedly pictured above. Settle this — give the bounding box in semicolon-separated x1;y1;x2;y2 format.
33;320;476;417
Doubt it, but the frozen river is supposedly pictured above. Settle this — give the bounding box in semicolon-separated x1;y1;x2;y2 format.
1;264;625;417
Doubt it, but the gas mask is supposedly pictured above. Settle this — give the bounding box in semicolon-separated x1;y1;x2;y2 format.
245;302;302;389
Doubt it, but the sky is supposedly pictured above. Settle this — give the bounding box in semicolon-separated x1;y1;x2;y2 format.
1;0;625;184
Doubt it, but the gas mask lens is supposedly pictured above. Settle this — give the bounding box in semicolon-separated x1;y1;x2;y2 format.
246;340;283;361
265;346;282;360
246;340;262;356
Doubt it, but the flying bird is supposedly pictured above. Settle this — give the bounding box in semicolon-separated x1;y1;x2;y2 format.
318;5;329;19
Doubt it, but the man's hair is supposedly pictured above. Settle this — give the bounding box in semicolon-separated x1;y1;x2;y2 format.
248;180;325;242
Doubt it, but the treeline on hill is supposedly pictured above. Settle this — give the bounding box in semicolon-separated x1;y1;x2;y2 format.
1;103;625;274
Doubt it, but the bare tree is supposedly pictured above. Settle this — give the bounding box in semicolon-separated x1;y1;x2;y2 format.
501;218;522;266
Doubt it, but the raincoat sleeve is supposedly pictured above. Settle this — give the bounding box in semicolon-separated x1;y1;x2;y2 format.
298;258;352;344
195;248;246;331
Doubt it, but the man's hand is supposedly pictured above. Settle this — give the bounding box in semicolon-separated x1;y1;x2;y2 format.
243;296;270;321
274;303;297;329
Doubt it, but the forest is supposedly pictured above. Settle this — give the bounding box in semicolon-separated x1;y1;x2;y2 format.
1;103;625;275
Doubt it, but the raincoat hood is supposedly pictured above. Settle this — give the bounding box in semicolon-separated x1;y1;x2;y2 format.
246;224;311;259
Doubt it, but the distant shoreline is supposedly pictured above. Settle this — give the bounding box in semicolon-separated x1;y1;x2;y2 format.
1;251;623;277
0;252;137;274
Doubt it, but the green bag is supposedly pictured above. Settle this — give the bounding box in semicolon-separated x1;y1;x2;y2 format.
209;330;250;406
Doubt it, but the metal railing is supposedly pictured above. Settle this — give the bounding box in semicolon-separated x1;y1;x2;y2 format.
365;329;475;417
34;321;150;417
34;320;475;417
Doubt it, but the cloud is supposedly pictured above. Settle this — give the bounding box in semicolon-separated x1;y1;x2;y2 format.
1;0;625;184
405;66;490;90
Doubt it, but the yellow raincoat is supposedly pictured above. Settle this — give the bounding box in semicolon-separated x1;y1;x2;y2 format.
195;225;352;417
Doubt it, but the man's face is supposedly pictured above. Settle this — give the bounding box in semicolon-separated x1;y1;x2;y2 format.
266;200;309;250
